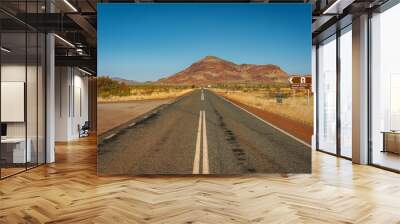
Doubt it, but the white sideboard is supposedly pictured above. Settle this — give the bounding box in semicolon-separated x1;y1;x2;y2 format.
1;138;32;163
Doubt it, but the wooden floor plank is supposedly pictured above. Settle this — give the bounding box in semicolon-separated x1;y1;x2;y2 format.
0;135;399;223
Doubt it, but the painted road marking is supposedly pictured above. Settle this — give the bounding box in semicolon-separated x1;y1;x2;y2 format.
192;110;209;174
104;133;116;140
202;110;209;174
193;111;203;174
201;90;204;101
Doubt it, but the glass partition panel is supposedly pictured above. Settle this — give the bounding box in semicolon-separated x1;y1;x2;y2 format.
27;31;38;169
1;31;27;177
0;1;46;179
317;35;337;154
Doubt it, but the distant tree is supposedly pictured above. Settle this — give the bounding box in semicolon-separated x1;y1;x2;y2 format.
97;76;131;98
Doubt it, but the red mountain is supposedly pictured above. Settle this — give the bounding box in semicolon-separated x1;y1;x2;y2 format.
157;56;289;85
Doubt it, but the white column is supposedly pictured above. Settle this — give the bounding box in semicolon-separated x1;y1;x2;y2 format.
352;14;369;164
45;1;56;163
46;33;55;163
312;45;317;150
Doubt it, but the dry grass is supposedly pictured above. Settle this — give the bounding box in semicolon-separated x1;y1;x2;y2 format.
98;88;193;103
212;89;313;126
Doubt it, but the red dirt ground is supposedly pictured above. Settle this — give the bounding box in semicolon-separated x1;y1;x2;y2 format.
225;97;313;145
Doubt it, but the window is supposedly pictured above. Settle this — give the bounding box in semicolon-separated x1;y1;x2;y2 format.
317;35;337;154
370;3;400;171
339;26;352;158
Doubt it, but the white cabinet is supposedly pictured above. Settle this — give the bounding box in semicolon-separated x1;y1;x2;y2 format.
1;138;32;163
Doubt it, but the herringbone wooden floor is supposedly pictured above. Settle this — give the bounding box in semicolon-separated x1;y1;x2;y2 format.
1;135;400;224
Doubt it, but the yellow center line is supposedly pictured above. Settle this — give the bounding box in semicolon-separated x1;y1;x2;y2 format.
202;110;209;174
192;111;202;174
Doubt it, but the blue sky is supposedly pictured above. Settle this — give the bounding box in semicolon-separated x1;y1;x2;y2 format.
98;4;311;82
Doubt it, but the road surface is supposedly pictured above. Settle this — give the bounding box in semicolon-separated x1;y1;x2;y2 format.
98;89;311;175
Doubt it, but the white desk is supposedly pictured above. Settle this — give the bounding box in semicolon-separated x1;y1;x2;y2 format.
1;138;31;163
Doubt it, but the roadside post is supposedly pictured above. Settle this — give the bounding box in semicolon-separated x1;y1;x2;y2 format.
276;92;284;104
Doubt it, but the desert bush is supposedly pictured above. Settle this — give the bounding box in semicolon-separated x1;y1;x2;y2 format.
212;88;313;126
97;77;193;102
97;76;130;98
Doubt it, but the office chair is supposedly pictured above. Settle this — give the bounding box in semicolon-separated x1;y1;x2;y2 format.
79;121;90;138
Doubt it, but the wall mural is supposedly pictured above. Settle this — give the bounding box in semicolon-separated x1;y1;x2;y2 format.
97;3;312;175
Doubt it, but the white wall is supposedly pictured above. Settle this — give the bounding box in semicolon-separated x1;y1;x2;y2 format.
55;67;89;141
55;67;69;141
1;65;26;145
1;65;35;138
71;72;89;138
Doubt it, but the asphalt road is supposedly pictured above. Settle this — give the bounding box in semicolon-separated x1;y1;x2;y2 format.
98;89;311;175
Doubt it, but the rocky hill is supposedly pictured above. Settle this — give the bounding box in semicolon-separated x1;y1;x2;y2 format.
157;56;289;85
